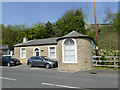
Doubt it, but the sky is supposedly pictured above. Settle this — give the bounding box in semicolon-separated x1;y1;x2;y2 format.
2;1;119;26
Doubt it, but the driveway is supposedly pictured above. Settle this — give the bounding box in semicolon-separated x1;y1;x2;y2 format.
1;65;119;89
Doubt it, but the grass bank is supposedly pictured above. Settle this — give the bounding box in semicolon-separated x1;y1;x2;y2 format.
93;66;120;70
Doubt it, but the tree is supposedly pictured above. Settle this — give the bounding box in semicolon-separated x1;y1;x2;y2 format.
44;21;55;38
14;23;48;44
54;8;86;37
0;24;4;45
103;7;115;23
31;23;48;39
103;7;119;32
112;13;120;31
97;7;119;51
2;25;17;50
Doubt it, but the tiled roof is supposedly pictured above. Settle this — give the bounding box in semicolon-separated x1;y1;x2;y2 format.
57;31;90;41
14;38;58;47
63;31;88;37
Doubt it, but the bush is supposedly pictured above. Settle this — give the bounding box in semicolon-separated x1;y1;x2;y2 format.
99;49;119;57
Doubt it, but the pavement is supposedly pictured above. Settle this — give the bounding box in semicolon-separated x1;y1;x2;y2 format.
0;64;119;89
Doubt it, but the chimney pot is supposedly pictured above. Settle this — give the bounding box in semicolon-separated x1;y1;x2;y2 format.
23;35;28;43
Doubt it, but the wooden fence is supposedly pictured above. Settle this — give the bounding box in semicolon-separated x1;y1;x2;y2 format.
92;56;120;68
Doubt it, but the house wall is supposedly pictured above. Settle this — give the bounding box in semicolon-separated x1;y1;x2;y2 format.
57;38;93;72
14;45;57;64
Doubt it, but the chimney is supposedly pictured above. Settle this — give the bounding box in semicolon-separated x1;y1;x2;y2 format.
23;35;28;43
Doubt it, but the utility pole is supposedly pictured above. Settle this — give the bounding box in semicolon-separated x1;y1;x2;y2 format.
94;0;99;57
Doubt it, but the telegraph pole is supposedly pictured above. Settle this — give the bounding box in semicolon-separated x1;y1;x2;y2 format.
94;0;99;57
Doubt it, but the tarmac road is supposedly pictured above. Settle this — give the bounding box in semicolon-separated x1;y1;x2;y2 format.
1;65;119;89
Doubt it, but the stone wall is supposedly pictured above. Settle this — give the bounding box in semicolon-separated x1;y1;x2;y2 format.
14;45;57;64
57;38;93;72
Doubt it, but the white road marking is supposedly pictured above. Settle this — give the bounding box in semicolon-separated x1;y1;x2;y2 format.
90;74;102;76
42;82;80;89
0;77;16;81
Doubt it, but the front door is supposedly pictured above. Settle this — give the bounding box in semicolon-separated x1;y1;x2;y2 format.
36;52;39;56
34;48;40;56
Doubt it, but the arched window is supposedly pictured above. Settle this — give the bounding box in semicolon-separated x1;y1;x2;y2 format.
33;47;40;56
62;38;77;63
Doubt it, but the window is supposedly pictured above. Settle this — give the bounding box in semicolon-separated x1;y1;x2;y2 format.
20;47;26;58
62;38;77;63
48;46;56;58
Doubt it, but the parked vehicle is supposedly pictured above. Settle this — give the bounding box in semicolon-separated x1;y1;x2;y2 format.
0;56;21;67
27;56;58;69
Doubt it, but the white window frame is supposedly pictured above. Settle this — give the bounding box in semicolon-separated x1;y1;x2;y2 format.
48;46;56;59
20;47;26;58
62;38;78;64
33;47;40;56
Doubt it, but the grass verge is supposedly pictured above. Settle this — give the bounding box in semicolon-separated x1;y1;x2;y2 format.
93;66;120;70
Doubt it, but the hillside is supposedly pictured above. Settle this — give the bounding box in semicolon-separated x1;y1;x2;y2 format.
98;31;118;50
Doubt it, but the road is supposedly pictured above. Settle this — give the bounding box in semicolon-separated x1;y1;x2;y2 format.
1;65;119;89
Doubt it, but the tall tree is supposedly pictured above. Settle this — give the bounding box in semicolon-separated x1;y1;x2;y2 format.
54;8;86;37
31;23;48;39
103;7;115;23
44;21;55;38
2;25;16;50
